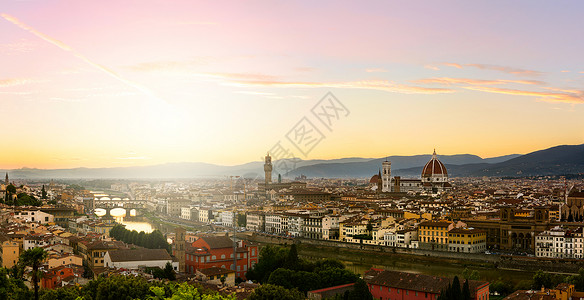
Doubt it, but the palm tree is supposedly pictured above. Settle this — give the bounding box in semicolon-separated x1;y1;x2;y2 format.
19;247;48;300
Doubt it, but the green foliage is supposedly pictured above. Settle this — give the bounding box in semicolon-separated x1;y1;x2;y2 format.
531;270;566;290
460;267;480;280
565;268;584;291
347;278;373;300
41;185;47;200
250;245;359;296
247;284;304;300
0;267;31;300
462;279;471;300
6;184;16;194
109;224;170;252
15;192;42;206
284;244;299;269
351;234;373;240
163;262;176;281
39;287;80;300
67;184;85;191
19;247;48;300
237;213;246;227
246;245;289;283
489;279;514;296
437;276;464;300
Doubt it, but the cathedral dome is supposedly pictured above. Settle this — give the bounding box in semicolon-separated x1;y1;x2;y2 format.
370;174;380;184
421;150;448;177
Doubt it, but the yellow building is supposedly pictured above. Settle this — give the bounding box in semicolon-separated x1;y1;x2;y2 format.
79;240;126;269
447;228;486;253
339;221;368;242
47;254;83;269
0;240;20;268
418;220;453;251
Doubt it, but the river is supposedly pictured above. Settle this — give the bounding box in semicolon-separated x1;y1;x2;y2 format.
299;247;534;285
95;208;154;233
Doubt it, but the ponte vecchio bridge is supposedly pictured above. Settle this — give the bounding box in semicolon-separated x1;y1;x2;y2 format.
91;196;147;216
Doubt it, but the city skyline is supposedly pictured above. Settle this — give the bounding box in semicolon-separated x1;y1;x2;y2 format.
1;1;583;169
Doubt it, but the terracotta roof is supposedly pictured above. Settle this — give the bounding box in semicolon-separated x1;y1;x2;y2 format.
364;269;488;295
199;236;233;249
421;150;448;177
107;249;171;262
197;266;234;277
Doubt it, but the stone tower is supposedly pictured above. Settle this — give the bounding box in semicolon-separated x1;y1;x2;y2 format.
381;159;391;192
264;153;272;185
175;227;186;273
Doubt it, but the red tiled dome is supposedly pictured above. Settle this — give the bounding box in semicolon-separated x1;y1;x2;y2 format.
421;150;448;177
370;174;380;183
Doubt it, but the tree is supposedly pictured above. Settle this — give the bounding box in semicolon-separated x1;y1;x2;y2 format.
366;222;373;233
462;279;471;300
19;247;48;300
247;284;304;300
0;267;31;300
41;185;47;199
164;262;176;281
346;278;373;300
237;213;247;228
285;244;299;269
461;267;480;280
451;276;462;300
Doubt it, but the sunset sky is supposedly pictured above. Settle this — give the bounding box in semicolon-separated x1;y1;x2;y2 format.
1;1;583;169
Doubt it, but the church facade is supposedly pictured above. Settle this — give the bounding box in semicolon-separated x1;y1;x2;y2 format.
375;150;452;194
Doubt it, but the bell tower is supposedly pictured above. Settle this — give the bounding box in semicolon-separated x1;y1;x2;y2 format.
175;227;186;273
382;159;391;192
264;153;272;185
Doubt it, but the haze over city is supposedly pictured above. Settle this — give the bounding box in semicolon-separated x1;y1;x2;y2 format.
1;1;583;169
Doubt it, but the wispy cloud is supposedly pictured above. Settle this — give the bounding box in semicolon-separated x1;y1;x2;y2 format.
427;62;541;76
464;64;541;76
1;13;164;104
209;73;453;94
0;77;32;87
414;77;544;86
443;63;463;69
464;86;584;104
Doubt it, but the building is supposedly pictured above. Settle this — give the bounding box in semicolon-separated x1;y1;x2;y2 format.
184;236;258;279
536;226;583;259
560;188;584;221
0;239;20;268
13;210;54;224
39;207;76;228
167;198;192;218
379;150;451;194
308;283;356;300
418;220;453;251
246;211;265;232
195;266;235;287
104;249;178;271
364;269;490;300
259;153;307;192
464;206;551;253
421;150;452;193
448;228;487;253
504;283;582;300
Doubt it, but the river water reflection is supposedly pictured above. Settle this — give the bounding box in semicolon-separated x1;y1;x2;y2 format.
300;249;534;285
95;208;154;233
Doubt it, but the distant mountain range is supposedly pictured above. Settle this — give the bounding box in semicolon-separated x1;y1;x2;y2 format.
2;144;583;179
